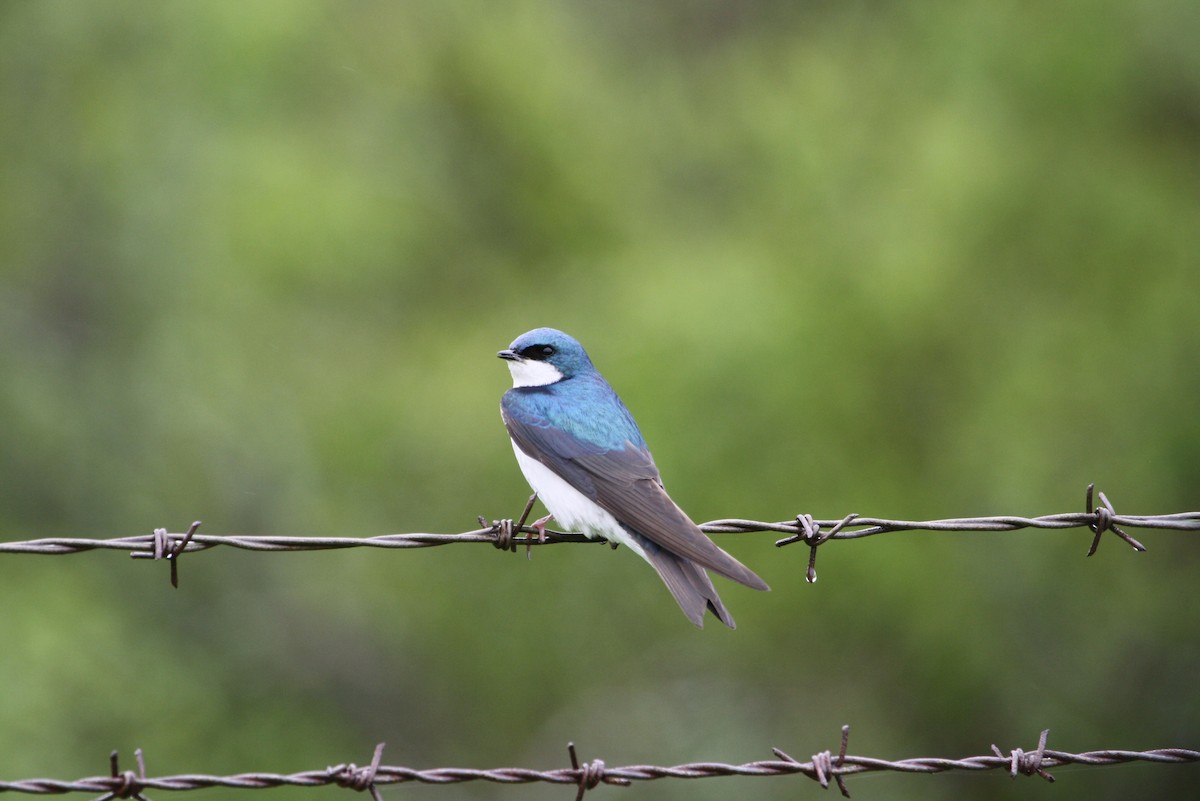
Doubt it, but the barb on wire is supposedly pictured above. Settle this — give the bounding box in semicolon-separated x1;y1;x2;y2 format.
329;743;386;801
776;514;859;583
992;729;1054;782
567;742;629;801
479;493;540;558
99;750;149;801
1085;483;1145;555
1;728;1196;798
1;485;1196;587
775;724;852;796
149;521;201;589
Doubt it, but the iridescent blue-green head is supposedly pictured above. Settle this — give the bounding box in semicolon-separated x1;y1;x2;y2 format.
497;327;596;387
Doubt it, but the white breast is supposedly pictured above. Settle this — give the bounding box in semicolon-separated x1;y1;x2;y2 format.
511;440;646;558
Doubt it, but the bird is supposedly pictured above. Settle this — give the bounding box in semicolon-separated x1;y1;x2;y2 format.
497;327;769;628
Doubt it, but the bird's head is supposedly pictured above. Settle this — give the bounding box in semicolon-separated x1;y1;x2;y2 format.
498;328;595;387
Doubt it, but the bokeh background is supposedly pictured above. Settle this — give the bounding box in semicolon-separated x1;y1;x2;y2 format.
1;2;1197;799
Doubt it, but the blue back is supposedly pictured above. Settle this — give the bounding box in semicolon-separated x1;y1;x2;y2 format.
503;371;646;453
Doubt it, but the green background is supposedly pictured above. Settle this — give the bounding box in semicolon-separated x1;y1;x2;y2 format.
1;2;1197;799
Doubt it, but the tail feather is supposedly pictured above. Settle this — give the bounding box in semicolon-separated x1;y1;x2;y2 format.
635;535;736;628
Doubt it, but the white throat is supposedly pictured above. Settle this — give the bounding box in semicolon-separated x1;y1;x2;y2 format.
507;359;564;388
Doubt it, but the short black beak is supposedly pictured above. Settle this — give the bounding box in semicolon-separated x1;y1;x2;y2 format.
497;349;518;361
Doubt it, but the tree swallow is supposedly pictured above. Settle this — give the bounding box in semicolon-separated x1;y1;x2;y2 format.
497;327;769;628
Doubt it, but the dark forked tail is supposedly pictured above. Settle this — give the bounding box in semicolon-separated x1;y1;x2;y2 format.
634;532;736;628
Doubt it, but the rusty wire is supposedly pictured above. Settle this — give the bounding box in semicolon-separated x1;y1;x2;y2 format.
0;728;1197;799
0;484;1194;587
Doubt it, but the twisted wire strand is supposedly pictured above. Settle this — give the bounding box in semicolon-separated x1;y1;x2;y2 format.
0;487;1194;559
1;734;1196;797
0;485;1192;588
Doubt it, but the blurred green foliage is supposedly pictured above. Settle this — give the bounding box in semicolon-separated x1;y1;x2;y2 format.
1;2;1197;799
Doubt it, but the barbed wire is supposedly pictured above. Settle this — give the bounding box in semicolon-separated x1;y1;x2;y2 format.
1;728;1196;800
3;493;1197;798
0;484;1195;586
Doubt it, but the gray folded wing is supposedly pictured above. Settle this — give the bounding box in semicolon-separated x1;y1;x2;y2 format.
503;410;769;592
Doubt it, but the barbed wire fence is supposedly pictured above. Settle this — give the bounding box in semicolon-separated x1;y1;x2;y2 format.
3;483;1198;797
1;484;1196;588
1;728;1197;800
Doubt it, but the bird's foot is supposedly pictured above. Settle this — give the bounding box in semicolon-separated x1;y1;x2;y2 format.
530;513;554;544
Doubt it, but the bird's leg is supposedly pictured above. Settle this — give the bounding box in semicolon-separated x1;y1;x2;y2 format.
513;492;552;547
530;513;554;544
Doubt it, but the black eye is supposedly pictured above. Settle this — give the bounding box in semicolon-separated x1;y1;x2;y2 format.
519;344;555;360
